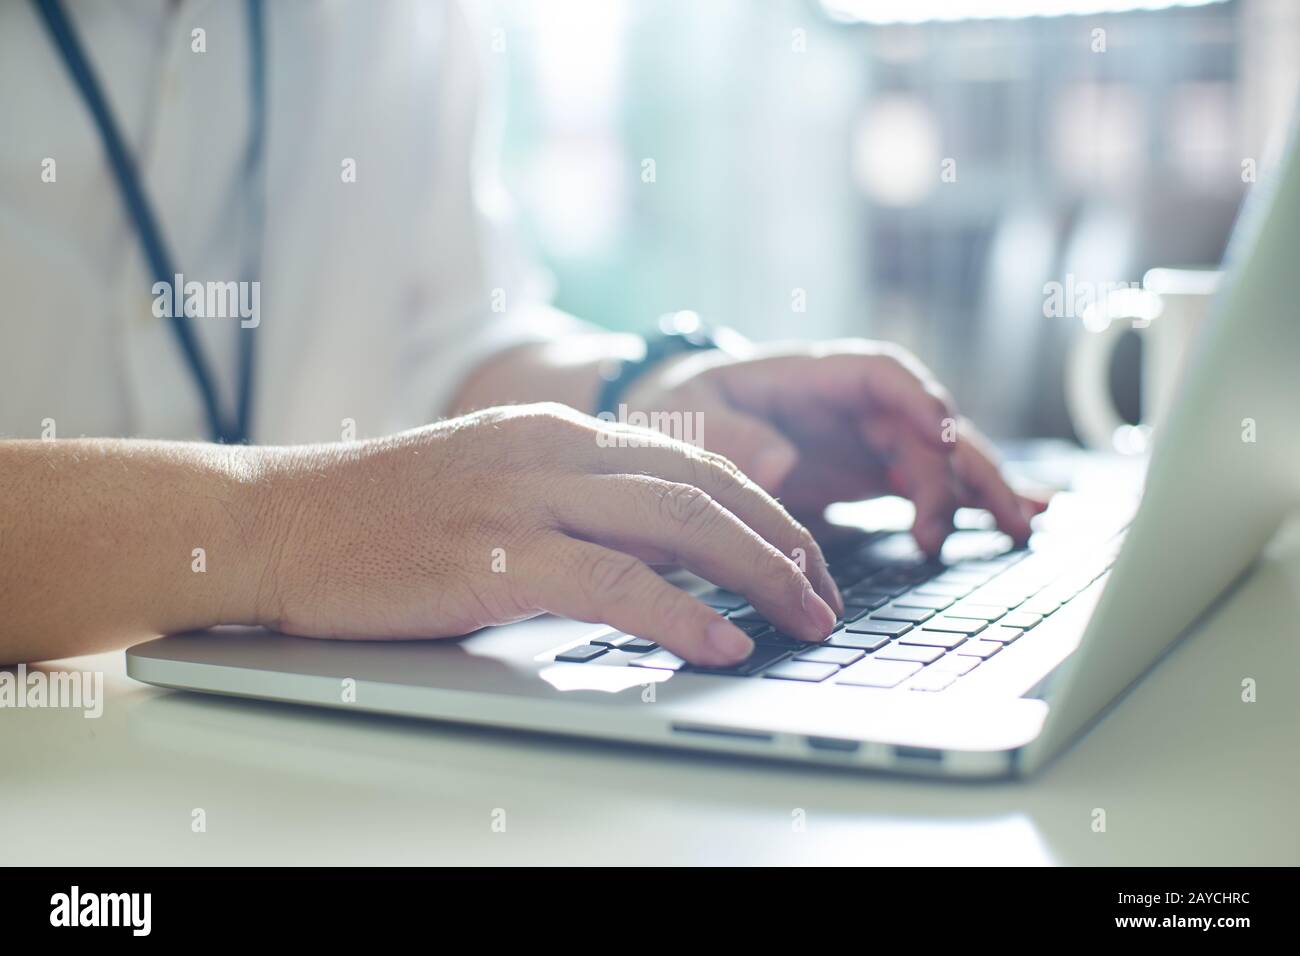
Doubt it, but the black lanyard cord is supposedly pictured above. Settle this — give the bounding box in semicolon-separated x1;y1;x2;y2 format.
32;0;266;444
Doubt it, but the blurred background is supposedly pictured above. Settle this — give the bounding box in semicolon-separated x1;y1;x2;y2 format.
467;0;1300;442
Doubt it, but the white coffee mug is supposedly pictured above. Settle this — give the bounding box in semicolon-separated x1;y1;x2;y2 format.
1065;267;1221;454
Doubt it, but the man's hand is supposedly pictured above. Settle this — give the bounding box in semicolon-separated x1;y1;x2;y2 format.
259;403;842;666
623;339;1049;554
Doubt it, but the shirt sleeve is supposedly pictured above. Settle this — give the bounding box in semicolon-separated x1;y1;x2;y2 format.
400;0;589;421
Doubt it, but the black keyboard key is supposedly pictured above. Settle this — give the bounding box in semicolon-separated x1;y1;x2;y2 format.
794;645;864;667
699;589;747;611
690;644;791;677
844;619;913;637
863;582;911;598
870;604;935;624
838;606;872;625
877;566;934;585
555;644;608;663
753;630;811;648
764;660;839;683
843;579;891;599
590;633;658;652
831;567;869;588
620;637;658;653
844;592;892;611
730;618;773;638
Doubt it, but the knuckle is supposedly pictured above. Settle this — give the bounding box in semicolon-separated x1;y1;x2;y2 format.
794;526;824;567
737;534;800;591
697;449;744;485
674;447;744;498
503;403;596;458
772;554;808;596
657;482;718;530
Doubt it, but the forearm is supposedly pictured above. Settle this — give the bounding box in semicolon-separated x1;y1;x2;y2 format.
449;330;645;416
0;439;276;663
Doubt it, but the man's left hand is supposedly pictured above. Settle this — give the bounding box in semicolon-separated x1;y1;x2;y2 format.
623;339;1049;555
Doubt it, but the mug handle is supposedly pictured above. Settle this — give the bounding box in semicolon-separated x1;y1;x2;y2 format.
1065;321;1130;451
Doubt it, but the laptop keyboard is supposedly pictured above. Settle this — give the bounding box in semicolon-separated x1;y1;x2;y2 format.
551;531;1117;693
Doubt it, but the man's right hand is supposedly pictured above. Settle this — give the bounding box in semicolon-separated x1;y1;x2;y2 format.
256;403;843;667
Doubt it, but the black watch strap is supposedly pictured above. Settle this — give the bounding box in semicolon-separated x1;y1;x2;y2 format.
595;314;722;419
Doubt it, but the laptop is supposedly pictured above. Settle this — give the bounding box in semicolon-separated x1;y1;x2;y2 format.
126;135;1300;779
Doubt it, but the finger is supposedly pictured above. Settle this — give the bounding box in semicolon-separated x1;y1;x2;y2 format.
553;475;836;641
1012;489;1053;533
525;534;756;666
889;431;961;555
593;432;843;614
854;415;956;552
824;351;957;451
692;407;800;495
950;423;1033;543
777;459;893;513
859;414;902;457
710;350;955;455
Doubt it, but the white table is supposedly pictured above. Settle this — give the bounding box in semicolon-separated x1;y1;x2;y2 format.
4;456;1299;866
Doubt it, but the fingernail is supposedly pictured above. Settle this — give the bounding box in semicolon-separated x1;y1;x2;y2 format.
801;582;837;635
753;445;797;490
819;566;844;616
706;619;753;662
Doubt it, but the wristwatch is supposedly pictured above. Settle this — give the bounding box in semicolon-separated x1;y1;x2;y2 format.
595;311;738;419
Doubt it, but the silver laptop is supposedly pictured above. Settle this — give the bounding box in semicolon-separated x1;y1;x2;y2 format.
127;135;1300;779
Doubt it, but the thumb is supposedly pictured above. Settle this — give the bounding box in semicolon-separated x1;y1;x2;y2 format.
702;408;799;493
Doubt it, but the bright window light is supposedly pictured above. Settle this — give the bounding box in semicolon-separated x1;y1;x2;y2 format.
852;95;941;206
821;0;1227;26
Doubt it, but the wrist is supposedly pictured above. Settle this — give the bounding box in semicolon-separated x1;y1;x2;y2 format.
597;316;744;419
618;349;730;414
219;444;306;631
452;332;645;417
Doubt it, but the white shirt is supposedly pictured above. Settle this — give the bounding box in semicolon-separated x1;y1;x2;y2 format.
1;0;561;444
